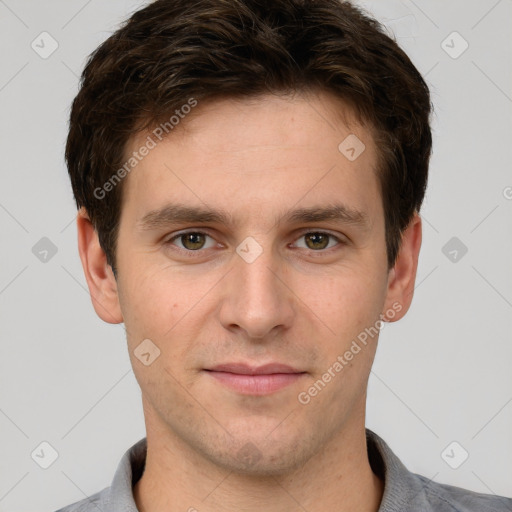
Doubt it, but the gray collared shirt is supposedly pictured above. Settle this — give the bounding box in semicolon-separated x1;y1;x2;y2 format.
55;428;512;511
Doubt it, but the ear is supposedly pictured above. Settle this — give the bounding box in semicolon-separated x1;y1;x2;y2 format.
76;207;123;324
382;212;422;322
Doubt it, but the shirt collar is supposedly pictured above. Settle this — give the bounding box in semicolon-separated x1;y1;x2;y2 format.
101;428;426;511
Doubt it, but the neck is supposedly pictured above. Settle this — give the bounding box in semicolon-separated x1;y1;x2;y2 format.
134;402;383;512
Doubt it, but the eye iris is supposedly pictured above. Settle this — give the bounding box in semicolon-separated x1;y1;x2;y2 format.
305;233;329;250
181;233;205;250
178;233;331;251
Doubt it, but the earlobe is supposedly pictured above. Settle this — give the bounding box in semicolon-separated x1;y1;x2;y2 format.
382;213;422;322
76;207;123;324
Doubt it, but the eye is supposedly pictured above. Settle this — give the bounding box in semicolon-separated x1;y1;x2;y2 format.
292;232;341;251
167;231;217;251
165;230;343;256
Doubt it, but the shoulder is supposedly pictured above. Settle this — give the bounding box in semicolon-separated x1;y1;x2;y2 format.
366;429;511;512
54;487;108;512
53;436;146;512
415;473;512;512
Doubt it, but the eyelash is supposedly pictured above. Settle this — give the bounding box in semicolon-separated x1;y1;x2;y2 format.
164;230;344;257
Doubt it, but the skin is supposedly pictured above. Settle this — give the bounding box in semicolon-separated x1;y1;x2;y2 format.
77;90;422;512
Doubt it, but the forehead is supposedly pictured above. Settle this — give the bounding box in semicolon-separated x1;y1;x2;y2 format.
119;91;382;229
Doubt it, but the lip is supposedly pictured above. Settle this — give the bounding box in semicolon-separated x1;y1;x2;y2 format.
208;363;302;375
204;363;306;395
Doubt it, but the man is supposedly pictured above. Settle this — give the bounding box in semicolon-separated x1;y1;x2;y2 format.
56;0;512;511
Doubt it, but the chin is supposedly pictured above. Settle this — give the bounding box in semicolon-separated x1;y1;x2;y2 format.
200;431;313;477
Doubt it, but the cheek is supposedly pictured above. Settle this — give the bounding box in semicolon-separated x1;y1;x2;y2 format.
297;267;387;340
118;264;218;351
293;272;386;415
119;270;205;394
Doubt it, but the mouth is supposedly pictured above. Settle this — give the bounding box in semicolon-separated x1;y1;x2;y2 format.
203;363;307;395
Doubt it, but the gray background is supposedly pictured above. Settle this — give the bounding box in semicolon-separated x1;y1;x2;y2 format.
0;0;511;510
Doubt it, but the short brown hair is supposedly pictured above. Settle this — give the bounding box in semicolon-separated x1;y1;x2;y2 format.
66;0;432;274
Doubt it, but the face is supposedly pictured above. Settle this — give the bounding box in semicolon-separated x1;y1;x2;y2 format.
81;90;419;475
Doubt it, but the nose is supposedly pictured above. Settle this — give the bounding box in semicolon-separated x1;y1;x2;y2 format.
218;243;295;341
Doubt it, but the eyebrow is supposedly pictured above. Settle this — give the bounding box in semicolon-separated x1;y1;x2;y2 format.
137;202;369;231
